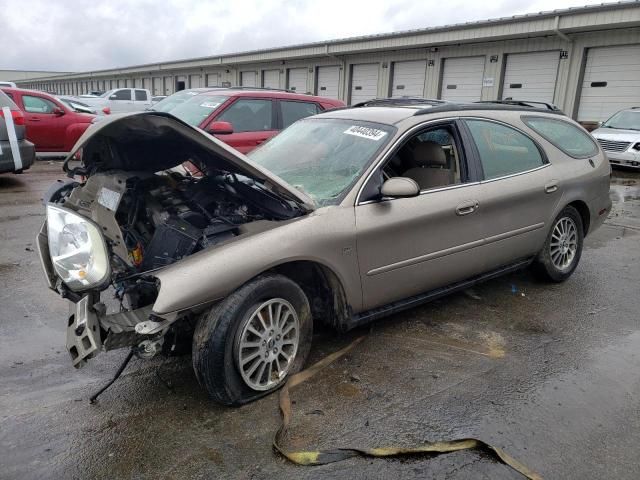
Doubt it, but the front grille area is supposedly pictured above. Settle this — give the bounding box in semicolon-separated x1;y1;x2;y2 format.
597;138;632;153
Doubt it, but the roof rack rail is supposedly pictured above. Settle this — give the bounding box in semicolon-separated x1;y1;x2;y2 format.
226;86;298;93
350;97;449;108
475;99;561;111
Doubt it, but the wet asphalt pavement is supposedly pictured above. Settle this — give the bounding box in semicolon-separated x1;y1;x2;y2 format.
1;162;639;480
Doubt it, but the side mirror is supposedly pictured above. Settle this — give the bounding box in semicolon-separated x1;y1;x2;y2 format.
208;121;234;135
109;94;118;100
53;107;65;116
381;177;420;198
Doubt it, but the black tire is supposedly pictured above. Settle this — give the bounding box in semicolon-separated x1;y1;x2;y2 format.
192;274;313;406
533;205;584;282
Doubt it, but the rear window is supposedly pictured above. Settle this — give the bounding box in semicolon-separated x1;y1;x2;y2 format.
522;116;598;159
135;89;148;101
281;101;320;128
0;89;17;109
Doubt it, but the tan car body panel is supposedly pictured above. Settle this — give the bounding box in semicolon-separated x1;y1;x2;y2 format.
148;108;610;319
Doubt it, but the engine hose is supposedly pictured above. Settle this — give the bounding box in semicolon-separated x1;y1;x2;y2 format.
273;336;542;480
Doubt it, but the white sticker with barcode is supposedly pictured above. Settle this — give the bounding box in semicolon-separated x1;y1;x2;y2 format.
343;125;387;141
97;187;121;211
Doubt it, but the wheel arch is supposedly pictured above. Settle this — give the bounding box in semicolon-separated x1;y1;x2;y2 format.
263;260;352;331
566;199;590;236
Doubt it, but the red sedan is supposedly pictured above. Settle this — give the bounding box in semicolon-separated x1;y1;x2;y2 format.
165;89;345;154
0;87;95;156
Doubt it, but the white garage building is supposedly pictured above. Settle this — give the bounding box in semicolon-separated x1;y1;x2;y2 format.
16;1;640;125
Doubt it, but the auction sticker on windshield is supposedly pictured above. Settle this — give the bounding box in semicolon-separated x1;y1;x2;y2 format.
344;125;388;141
200;101;222;109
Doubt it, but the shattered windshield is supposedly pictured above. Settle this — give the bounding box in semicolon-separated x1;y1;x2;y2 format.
249;118;395;205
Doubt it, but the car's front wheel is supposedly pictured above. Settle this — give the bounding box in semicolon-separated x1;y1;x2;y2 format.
192;274;313;406
533;205;584;282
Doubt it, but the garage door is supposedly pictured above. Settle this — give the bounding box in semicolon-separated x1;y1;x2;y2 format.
502;51;559;103
206;73;220;87
152;77;162;95
440;56;485;102
391;60;427;98
263;70;280;89
189;74;202;88
577;44;640;122
163;76;173;95
287;68;308;92
350;63;379;105
316;66;340;98
240;71;257;87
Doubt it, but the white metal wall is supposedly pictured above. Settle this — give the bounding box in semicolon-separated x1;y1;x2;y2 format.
577;44;640;121
19;26;640;123
502;51;560;103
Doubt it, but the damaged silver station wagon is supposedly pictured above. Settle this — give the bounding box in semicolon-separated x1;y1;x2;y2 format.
37;100;612;405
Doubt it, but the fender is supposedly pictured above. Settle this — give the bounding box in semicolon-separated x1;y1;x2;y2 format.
151;205;363;317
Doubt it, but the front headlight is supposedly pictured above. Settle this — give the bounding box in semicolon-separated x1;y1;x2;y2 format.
46;204;110;291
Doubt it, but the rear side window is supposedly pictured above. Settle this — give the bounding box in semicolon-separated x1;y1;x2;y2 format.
0;90;17;108
280;101;320;129
111;89;131;100
22;95;58;114
135;89;148;101
217;99;273;132
465;119;545;180
522;116;598;158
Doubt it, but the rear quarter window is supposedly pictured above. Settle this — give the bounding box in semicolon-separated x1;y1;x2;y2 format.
0;90;17;108
522;116;598;159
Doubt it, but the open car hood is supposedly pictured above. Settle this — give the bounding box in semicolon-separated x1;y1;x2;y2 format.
64;112;316;211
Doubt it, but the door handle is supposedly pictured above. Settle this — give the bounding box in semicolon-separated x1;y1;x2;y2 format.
456;200;479;216
544;181;558;194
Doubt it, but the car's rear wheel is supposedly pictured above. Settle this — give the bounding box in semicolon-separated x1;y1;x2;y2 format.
192;274;313;406
533;206;584;282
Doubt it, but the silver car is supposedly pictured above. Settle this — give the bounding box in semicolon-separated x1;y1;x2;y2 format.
37;103;611;405
0;89;35;174
591;107;640;169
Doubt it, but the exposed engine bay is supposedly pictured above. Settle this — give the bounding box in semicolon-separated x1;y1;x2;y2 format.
47;167;303;364
56;169;300;306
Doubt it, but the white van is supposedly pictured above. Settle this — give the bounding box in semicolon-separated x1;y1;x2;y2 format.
0;81;17;88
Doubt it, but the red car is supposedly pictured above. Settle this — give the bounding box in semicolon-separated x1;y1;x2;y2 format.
165;89;345;154
0;87;95;156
